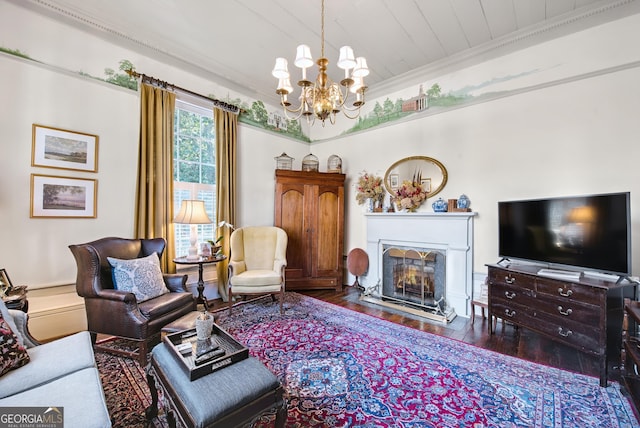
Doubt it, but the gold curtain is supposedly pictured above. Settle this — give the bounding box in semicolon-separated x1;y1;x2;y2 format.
134;83;177;273
214;107;237;301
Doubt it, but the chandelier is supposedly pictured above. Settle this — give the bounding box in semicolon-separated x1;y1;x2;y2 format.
271;0;370;126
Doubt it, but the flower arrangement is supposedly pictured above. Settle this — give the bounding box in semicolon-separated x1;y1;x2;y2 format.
394;180;428;211
355;171;385;205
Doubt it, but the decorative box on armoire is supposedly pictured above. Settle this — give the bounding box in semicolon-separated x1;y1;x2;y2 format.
274;169;345;292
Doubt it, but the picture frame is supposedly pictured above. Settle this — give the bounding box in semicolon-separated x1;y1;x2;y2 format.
32;124;99;172
30;174;97;218
390;174;399;189
421;178;432;193
0;269;13;293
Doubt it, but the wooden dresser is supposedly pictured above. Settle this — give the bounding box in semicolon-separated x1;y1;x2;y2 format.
487;263;636;387
274;170;345;291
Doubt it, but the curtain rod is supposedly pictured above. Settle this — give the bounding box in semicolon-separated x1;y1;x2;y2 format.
125;69;241;115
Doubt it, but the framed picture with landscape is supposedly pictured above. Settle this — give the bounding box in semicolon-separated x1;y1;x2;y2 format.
30;174;97;218
32;124;99;172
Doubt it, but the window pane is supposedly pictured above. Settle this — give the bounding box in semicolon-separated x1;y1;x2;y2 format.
201;164;215;185
178;110;200;137
201;139;214;164
173;100;216;257
177;161;200;183
202;117;214;139
177;136;200;162
173;188;193;258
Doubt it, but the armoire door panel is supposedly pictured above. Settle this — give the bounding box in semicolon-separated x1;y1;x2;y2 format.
315;190;340;274
277;186;305;278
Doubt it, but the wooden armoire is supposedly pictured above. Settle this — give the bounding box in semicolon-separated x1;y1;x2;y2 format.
274;169;345;291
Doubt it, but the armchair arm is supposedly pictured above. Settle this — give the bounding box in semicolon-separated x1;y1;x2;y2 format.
8;309;40;348
273;258;287;275
95;288;138;304
228;260;246;277
163;273;188;293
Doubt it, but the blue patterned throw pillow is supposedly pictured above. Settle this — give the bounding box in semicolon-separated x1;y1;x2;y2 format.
107;253;169;302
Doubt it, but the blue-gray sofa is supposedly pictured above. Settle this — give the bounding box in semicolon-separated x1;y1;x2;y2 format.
0;299;111;427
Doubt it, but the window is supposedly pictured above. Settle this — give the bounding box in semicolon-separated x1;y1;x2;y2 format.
173;99;215;258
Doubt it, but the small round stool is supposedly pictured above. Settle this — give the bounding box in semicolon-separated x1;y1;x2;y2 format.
347;248;369;291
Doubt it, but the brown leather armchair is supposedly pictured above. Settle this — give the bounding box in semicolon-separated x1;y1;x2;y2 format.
69;237;196;365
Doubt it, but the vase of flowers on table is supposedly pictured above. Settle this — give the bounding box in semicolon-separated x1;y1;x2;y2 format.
355;171;385;212
394;179;428;212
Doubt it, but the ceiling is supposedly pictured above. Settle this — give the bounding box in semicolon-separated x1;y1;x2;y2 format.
20;0;638;106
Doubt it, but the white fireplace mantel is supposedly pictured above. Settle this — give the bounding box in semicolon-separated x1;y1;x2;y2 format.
363;212;476;319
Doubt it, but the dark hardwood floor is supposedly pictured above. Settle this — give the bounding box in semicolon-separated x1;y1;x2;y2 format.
213;285;624;386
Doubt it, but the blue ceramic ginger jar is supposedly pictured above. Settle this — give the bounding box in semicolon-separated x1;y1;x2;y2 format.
457;194;470;209
432;198;448;212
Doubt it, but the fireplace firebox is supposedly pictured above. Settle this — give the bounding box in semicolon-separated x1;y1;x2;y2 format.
377;245;451;320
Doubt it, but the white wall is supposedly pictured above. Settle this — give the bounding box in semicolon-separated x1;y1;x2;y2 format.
0;56;140;288
314;64;640;277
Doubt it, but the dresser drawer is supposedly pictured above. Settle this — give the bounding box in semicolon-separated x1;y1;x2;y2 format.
489;269;535;290
532;314;600;352
490;299;534;324
534;292;601;324
491;282;537;308
536;277;604;306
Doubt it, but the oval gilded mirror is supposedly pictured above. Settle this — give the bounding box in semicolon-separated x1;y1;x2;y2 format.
384;156;448;198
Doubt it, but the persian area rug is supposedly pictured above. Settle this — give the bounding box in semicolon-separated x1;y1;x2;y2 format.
213;292;639;428
95;350;167;428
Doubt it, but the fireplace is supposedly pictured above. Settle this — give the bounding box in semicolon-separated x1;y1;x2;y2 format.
361;212;475;323
382;245;448;315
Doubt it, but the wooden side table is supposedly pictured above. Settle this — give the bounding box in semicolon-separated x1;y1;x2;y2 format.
470;280;488;326
173;255;226;311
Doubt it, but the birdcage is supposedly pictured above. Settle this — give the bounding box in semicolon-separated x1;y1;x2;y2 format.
301;153;319;172
327;155;342;173
274;152;294;170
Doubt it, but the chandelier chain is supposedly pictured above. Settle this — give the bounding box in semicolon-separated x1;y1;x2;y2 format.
320;0;325;58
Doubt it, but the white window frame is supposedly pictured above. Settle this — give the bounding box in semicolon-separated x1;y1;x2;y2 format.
173;98;216;259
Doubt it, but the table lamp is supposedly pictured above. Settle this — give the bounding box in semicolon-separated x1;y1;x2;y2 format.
174;200;212;260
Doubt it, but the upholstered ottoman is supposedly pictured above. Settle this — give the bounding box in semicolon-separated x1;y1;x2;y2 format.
146;342;286;428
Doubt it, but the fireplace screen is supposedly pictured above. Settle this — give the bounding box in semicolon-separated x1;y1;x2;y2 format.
382;245;447;315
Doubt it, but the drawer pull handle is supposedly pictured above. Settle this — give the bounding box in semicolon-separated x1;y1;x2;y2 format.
504;309;516;317
558;306;573;316
504;291;516;299
558;288;573;297
557;327;573;337
505;276;515;284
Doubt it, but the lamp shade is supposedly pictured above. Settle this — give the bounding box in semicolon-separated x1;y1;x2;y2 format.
337;46;356;70
294;44;314;68
352;57;370;77
272;57;290;79
173;200;212;224
277;78;293;94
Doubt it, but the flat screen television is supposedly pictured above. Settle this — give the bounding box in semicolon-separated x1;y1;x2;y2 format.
498;192;631;276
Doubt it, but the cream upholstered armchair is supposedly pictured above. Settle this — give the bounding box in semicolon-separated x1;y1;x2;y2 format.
228;226;287;314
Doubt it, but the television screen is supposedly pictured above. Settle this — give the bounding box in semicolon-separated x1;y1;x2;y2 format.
498;192;631;275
